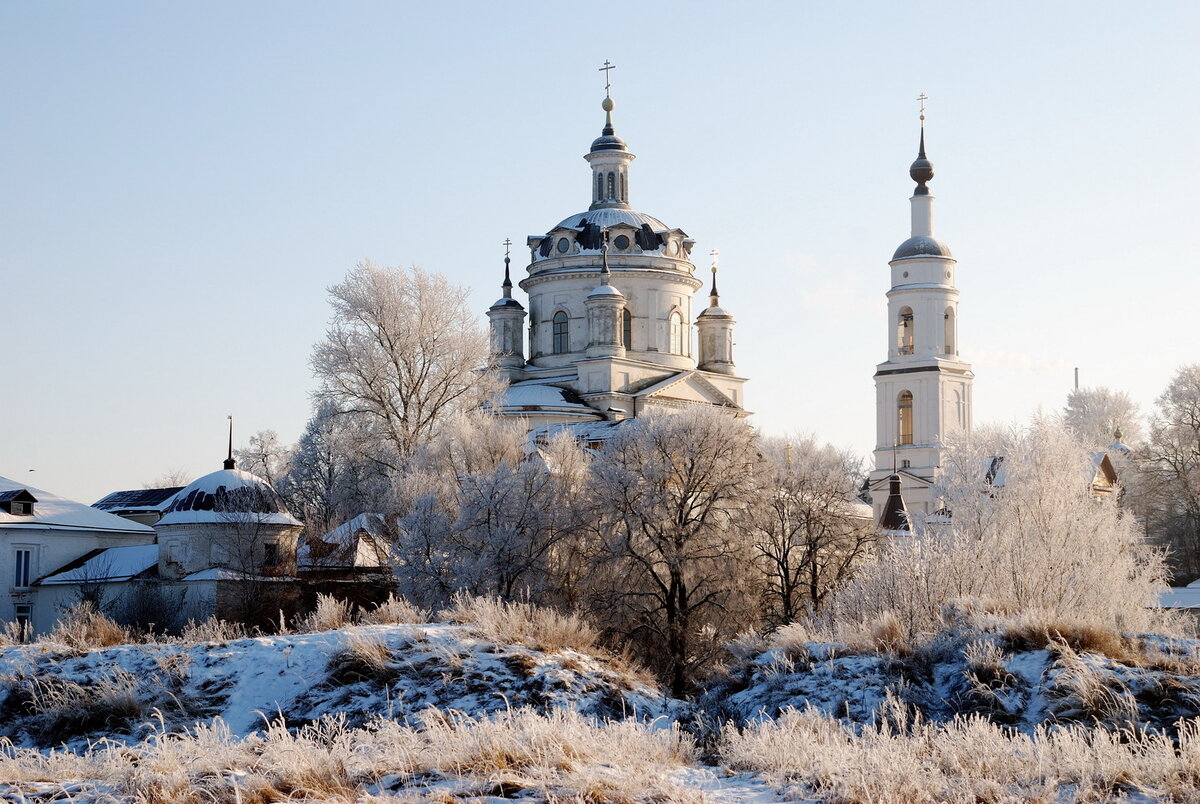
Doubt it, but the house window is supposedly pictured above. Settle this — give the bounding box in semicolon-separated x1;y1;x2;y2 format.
14;604;31;642
669;312;684;355
622;309;632;349
898;391;914;446
552;311;569;354
14;548;32;589
263;543;279;567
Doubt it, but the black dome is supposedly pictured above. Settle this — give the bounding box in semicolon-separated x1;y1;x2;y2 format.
892;235;953;261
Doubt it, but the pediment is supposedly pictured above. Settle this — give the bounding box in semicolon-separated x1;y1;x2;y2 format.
634;370;739;408
868;470;933;492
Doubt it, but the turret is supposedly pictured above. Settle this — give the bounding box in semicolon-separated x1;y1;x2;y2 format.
487;241;527;375
696;249;735;375
585;232;627;358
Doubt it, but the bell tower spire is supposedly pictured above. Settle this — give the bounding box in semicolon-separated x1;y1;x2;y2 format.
869;95;974;527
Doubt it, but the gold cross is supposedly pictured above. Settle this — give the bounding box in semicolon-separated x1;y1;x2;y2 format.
599;60;616;97
917;92;928;121
710;247;719;272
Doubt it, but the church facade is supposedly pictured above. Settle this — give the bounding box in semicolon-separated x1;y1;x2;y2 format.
486;87;747;428
868;121;974;525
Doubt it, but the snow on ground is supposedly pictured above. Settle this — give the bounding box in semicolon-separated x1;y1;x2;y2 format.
701;624;1200;737
0;622;672;750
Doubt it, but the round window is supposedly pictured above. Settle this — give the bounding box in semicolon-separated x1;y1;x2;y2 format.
665;240;678;255
614;234;630;250
557;237;570;253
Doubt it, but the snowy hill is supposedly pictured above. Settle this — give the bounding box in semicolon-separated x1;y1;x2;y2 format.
0;621;673;750
702;619;1200;736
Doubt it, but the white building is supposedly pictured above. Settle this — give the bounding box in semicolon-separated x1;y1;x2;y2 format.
0;476;155;636
486;87;748;428
868;122;974;525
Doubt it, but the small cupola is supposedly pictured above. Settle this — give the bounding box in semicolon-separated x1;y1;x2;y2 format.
0;489;38;516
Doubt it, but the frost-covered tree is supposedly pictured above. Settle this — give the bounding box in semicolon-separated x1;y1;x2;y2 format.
827;416;1168;641
751;436;873;625
311;262;503;470
284;402;390;538
236;430;295;504
1064;386;1144;448
1144;364;1200;580
583;408;763;695
391;414;585;606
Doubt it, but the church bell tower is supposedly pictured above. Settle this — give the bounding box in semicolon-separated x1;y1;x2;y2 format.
870;101;973;525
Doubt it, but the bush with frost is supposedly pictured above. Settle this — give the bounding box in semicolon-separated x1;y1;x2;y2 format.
827;416;1170;643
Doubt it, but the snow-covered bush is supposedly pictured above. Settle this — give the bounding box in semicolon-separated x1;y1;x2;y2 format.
827;416;1170;642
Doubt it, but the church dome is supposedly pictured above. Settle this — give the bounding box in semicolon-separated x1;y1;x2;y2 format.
158;467;299;527
892;235;954;261
554;208;669;235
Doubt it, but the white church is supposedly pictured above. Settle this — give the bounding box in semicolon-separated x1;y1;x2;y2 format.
484;79;748;435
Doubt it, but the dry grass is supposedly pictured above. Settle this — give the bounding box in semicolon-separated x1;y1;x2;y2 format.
440;594;599;654
720;701;1200;803
43;602;131;652
298;594;355;633
327;633;397;685
6;668;146;743
176;618;250;645
360;594;430;626
1000;613;1139;663
0;708;698;803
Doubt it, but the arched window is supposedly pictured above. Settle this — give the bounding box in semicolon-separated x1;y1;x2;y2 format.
620;172;627;202
669;311;684;355
897;307;914;355
596;173;603;203
607;172;615;200
944;306;956;355
622;308;632;349
552;311;569;354
898;391;914;445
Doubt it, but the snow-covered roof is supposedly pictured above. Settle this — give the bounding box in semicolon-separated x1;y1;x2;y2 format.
39;545;159;585
528;419;627;447
0;476;154;535
1160;586;1200;610
488;382;600;417
299;513;394;569
158;468;300;527
93;486;183;513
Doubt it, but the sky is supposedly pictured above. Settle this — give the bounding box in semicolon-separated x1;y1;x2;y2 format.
2;1;1198;504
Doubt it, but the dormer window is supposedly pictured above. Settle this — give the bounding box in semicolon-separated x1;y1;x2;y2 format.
0;489;37;516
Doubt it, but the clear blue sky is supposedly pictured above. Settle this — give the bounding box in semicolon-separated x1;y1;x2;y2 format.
3;1;1198;503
